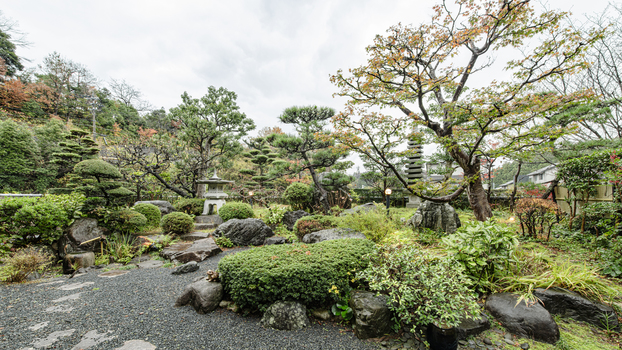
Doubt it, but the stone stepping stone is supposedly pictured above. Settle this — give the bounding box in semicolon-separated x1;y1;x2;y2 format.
160;238;221;263
98;270;129;278
114;340;156;350
137;260;164;269
71;330;116;350
58;282;94;291
45;304;75;313
37;280;64;286
52;292;83;303
180;231;212;241
28;322;49;331
31;329;75;348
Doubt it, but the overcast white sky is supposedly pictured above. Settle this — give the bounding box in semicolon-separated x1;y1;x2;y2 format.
3;0;614;136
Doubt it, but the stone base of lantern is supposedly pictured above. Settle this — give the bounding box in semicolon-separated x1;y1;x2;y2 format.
406;195;421;209
202;199;226;215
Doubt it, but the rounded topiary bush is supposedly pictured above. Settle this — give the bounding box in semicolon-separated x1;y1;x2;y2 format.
110;208;148;235
161;212;194;235
174;198;205;216
293;215;339;242
218;202;254;222
218;238;375;311
133;203;161;228
283;182;313;210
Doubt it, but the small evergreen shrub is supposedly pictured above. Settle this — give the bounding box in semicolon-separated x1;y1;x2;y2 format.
359;245;480;330
515;198;562;239
283;182;313;210
218;202;254;222
218;238;374;311
215;236;234;248
133;203;161;228
161;212;194;235
174;198;205;216
293;215;338;241
109;208;148;235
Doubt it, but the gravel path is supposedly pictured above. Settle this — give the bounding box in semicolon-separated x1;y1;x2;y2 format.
0;249;380;350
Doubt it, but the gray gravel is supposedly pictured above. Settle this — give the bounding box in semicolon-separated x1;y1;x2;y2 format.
0;248;380;350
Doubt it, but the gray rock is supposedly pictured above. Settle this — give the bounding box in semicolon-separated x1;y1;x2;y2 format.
311;309;332;321
282;210;311;231
302;228;366;243
213;218;274;246
134;200;175;215
534;287;618;329
407;201;461;234
340;203;378;216
520;343;530;350
264;236;289;245
160;237;222;263
137;260;164;269
260;301;310;331
172;261;199;275
64;218;106;253
485;293;559;344
63;252;95;274
456;313;490;340
349;290;393;340
175;279;223;314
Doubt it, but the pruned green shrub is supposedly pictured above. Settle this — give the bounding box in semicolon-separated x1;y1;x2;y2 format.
133;203;161;228
215;236;234;248
218;238;374;311
218;202;254;222
283;182;313;210
359;245;480;330
174;198;205;216
161;212;194;235
109;208;147;235
293;215;338;241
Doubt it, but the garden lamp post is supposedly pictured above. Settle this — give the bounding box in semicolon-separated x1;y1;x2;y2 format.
385;188;392;216
249;191;254;208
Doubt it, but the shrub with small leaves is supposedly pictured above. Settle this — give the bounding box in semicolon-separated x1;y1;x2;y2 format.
293;215;338;241
161;212;194;235
108;208;147;235
282;182;313;210
515;198;562;239
218;202;254;222
215;236;234;248
174;198;205;216
133;203;161;228
218;238;374;312
359;245;480;330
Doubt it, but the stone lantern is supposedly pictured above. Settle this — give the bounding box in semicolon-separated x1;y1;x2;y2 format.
196;170;234;216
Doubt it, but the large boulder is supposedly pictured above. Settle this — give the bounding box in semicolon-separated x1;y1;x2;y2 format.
340;203;377;216
485;293;559;344
213;218;273;246
175;278;223;314
134;200;175;215
302;228;366;243
408;201;461;234
160;238;222;263
63;218;106;254
260;301;310;331
534;287;618;329
63;252;95;274
349;290;393;340
282;210;311;231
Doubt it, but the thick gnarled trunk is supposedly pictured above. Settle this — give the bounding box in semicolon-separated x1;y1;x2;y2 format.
462;161;492;222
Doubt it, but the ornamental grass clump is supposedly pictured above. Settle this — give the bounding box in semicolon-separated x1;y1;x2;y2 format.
358;245;480;331
339;208;398;243
0;248;52;283
218;238;374;311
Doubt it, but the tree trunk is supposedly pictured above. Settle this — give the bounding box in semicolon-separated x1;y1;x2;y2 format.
510;161;522;212
540;179;558;200
304;155;331;215
464;164;493;221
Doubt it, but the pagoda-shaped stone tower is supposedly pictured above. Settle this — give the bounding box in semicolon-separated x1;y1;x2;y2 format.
405;136;423;208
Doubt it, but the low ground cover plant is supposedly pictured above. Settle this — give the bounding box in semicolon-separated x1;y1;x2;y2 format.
218;238;374;311
339;207;399;243
218;202;254;222
161;212;194;235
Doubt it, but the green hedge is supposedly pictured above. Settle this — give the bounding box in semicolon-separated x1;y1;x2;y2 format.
218;238;374;311
218;202;254;222
161;212;194;235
